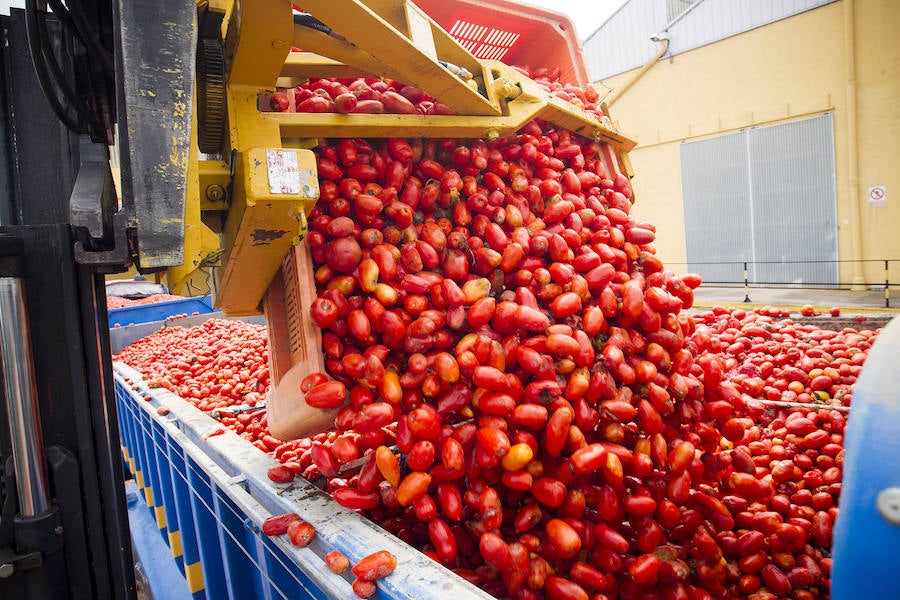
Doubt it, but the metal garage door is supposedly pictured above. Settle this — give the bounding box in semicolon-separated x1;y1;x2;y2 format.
680;113;838;286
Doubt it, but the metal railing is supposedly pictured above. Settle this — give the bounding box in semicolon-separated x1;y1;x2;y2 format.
665;259;900;308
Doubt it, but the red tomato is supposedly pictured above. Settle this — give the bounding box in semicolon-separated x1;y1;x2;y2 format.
304;381;347;409
324;550;350;574
286;520;315;547
261;513;299;536
351;550;397;581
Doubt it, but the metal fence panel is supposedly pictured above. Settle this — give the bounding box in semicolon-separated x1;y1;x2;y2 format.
748;113;838;286
680;130;753;284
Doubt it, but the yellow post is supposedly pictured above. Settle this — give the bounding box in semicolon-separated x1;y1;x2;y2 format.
213;0;320;314
168;85;220;297
844;0;866;289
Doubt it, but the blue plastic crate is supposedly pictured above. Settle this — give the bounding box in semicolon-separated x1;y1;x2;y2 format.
113;363;491;600
108;295;215;327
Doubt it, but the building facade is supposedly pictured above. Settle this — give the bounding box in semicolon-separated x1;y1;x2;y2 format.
584;0;900;289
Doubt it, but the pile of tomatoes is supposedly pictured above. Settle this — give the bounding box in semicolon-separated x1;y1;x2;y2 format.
107;293;190;309
262;67;614;130
290;105;876;598
117;304;874;599
114;319;270;411
114;70;885;598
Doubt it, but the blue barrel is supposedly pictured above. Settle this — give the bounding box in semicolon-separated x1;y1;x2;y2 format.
831;315;900;598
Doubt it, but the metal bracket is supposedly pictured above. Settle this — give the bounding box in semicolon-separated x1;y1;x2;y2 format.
69;136;133;273
73;209;133;274
0;546;42;578
198;160;231;214
69;136;117;244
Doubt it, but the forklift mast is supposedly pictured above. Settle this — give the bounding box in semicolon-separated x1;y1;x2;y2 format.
0;0;188;596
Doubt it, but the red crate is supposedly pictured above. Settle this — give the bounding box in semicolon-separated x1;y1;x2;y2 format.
413;0;589;86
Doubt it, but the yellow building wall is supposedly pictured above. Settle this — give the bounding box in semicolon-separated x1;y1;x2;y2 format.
855;0;900;284
599;0;900;286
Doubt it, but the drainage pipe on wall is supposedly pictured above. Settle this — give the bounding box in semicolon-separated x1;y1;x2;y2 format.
607;35;669;107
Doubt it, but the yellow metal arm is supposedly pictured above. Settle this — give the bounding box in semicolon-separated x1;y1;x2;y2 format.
285;3;634;149
186;0;635;317
279;53;381;85
296;0;500;116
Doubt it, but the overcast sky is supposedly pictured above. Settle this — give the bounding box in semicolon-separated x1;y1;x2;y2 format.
519;0;628;41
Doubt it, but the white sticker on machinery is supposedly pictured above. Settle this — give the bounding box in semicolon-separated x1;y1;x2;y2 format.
266;149;301;194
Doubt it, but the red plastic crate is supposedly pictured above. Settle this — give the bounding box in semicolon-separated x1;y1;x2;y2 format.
413;0;589;86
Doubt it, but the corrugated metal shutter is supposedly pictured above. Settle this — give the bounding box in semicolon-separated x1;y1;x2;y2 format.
748;114;838;286
680;114;838;286
680;129;753;284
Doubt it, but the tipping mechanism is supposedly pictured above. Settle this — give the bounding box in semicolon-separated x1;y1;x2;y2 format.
177;0;637;439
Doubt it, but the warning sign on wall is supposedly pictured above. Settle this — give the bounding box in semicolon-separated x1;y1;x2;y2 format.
869;185;887;207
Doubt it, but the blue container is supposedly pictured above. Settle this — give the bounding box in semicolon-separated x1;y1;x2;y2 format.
108;295;215;327
109;313;267;355
831;316;900;598
114;362;491;600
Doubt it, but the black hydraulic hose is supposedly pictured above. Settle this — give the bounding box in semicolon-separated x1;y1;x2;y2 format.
23;0;84;134
34;2;104;135
60;0;115;76
42;0;80;45
26;0;104;138
294;13;334;35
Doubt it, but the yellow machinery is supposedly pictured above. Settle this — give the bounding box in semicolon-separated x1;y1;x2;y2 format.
173;0;636;436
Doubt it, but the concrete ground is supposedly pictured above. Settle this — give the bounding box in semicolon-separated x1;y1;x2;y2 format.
692;285;898;313
690;285;898;331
